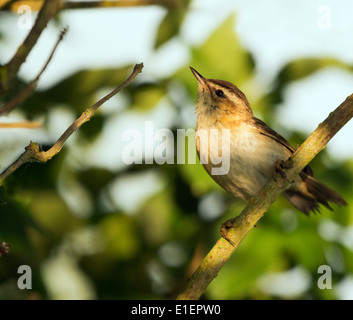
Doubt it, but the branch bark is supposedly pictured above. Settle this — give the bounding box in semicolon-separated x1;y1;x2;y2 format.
176;93;353;300
0;63;144;186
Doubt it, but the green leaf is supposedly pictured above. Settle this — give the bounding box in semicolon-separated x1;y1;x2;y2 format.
155;10;184;48
129;83;166;111
154;0;190;48
176;14;255;101
20;66;134;115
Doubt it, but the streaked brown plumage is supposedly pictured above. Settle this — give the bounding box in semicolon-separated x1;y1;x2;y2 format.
190;67;347;216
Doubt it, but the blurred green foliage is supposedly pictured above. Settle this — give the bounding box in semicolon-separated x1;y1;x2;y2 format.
0;5;352;300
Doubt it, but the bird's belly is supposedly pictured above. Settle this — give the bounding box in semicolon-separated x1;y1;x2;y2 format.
198;126;290;200
224;144;275;198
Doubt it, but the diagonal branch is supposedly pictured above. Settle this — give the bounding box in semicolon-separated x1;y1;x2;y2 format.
0;0;62;94
0;27;68;116
176;93;353;300
0;0;18;11
0;63;144;186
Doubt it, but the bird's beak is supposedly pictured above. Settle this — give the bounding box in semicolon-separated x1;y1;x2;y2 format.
190;67;209;91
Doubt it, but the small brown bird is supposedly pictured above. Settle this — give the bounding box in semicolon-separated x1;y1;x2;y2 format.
190;67;347;229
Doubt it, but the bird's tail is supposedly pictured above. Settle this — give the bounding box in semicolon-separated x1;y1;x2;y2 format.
284;174;347;215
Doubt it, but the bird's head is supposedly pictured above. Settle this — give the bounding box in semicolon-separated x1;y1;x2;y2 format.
190;67;252;123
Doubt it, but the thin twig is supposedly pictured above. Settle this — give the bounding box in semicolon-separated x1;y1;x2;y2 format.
0;63;144;186
0;121;41;128
0;0;17;11
0;27;68;116
61;0;178;10
0;0;179;11
176;93;353;300
0;0;61;94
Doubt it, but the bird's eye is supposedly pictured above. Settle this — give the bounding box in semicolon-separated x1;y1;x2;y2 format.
215;90;224;97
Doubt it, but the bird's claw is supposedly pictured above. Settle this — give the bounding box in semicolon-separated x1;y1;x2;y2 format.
273;159;294;184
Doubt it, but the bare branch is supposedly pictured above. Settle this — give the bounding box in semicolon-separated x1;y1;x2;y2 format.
0;0;18;11
176;93;353;300
0;0;179;11
61;0;179;10
0;121;41;128
0;63;144;186
0;27;68;116
0;0;62;94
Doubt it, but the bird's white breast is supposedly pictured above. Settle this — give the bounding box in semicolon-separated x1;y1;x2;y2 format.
196;121;291;200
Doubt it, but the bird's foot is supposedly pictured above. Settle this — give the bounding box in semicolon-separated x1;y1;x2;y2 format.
273;159;294;184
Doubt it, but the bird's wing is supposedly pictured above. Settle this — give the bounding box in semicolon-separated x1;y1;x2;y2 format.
252;117;314;176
